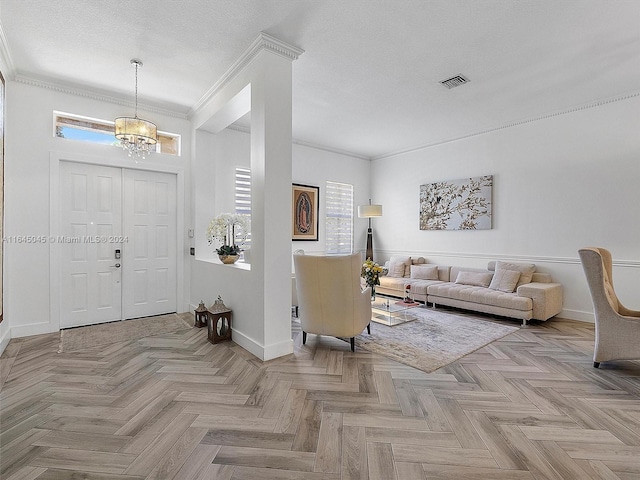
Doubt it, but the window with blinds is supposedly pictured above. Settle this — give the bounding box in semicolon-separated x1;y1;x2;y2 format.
325;181;354;254
235;167;251;247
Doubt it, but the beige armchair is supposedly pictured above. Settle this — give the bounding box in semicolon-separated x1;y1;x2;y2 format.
293;252;371;351
578;247;640;368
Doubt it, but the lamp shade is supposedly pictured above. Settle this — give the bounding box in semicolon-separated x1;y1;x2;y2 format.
357;204;383;218
115;116;158;146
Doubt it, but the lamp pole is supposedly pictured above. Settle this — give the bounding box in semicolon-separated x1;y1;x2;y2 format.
366;214;374;261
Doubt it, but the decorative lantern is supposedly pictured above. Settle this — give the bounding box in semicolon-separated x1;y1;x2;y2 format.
194;301;208;328
207;296;232;344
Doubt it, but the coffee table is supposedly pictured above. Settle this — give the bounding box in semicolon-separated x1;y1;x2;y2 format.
371;294;422;326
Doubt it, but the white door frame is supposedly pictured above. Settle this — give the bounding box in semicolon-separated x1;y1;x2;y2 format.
49;151;186;333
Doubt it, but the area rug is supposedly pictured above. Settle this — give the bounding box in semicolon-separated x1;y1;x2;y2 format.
58;313;193;353
354;308;519;373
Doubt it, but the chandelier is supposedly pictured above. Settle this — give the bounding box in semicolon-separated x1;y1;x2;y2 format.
115;59;157;160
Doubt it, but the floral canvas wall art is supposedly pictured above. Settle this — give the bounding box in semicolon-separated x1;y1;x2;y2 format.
419;175;493;230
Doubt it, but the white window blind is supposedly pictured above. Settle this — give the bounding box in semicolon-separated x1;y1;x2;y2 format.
235;167;251;247
325;181;353;254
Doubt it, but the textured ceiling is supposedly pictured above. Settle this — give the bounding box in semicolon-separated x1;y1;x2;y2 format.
2;0;639;159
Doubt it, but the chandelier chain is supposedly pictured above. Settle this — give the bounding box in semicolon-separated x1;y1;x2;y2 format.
134;61;139;118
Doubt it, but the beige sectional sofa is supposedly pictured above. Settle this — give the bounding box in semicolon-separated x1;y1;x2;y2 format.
377;256;563;325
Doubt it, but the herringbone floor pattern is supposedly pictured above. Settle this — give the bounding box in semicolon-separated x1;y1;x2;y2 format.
1;313;639;479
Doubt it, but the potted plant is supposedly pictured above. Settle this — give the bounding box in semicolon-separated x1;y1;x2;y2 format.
206;213;250;264
361;258;384;299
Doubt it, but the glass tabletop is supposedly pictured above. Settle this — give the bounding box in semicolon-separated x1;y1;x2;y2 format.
370;294;422;326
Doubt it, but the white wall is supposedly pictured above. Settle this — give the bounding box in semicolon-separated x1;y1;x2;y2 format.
3;81;192;342
193;128;250;264
371;95;640;322
292;143;372;257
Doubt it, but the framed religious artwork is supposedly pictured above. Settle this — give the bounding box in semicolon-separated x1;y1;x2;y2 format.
292;183;319;241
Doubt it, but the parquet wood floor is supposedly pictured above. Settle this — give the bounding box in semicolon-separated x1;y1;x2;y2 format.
1;313;639;479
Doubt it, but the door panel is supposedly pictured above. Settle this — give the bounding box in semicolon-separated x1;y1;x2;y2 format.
60;162;123;328
122;169;177;319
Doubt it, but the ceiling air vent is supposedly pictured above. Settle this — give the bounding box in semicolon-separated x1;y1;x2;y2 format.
440;74;469;89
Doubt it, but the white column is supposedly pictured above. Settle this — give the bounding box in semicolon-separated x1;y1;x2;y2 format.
249;51;295;357
191;33;303;360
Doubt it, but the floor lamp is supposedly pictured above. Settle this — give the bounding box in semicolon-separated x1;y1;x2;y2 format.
357;200;382;261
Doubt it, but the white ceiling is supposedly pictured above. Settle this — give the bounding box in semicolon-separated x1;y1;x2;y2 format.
2;0;639;159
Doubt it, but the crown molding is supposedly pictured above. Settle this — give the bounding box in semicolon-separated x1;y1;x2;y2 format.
372;91;640;161
189;32;304;117
292;138;371;161
0;19;15;79
13;73;189;120
257;32;305;61
226;123;251;135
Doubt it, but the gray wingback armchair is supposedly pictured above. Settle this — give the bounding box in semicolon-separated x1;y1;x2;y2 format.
293;252;371;351
578;247;640;368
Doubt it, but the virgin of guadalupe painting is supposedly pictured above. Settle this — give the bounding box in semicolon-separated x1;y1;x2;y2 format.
292;184;319;241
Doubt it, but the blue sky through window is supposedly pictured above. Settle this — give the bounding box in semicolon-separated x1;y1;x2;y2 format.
58;126;119;146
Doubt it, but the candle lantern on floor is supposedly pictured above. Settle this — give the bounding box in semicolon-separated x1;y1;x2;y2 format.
207;296;232;344
194;301;208;328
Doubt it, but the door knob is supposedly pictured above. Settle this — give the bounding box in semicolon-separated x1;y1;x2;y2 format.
110;263;121;268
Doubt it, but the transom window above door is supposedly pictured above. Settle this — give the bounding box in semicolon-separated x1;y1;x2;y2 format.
54;112;181;156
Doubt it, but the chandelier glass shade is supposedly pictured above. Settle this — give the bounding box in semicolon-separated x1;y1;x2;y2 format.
114;116;157;158
115;59;158;160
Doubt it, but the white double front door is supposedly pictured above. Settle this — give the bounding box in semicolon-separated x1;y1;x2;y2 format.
59;161;177;328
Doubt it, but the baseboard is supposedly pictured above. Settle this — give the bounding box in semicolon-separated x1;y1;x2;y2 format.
10;322;57;338
263;338;295;361
231;328;294;361
0;326;11;356
558;309;595;323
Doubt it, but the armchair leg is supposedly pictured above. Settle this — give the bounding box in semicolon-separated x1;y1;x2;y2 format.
350;337;355;352
593;361;600;368
302;331;307;345
367;323;371;334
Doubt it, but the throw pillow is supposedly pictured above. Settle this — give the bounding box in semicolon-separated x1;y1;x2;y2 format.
390;255;412;278
387;261;406;278
455;271;493;288
489;268;521;293
410;264;439;280
495;261;535;288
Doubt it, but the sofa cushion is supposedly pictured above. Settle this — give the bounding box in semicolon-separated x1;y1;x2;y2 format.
407;279;442;296
455;271;493;288
494;261;536;288
429;283;533;312
489;268;520;293
379;276;409;290
387;261;406;278
410;264;439;280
